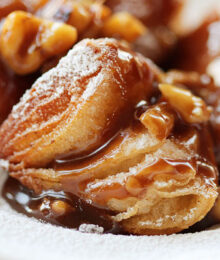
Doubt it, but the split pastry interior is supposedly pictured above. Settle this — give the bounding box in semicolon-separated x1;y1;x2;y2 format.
0;38;218;235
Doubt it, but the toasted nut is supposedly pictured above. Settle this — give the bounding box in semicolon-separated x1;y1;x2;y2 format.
52;2;92;34
140;102;175;140
159;84;211;123
0;11;77;75
78;3;111;38
102;12;147;42
40;1;111;36
51;200;74;216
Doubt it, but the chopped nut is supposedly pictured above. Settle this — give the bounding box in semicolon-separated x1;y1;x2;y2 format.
51;200;74;216
102;12;147;42
53;2;93;34
40;1;111;36
159;84;211;123
140;102;175;140
0;11;77;75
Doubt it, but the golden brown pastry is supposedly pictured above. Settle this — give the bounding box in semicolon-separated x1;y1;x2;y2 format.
161;70;220;227
0;38;218;235
0;38;156;167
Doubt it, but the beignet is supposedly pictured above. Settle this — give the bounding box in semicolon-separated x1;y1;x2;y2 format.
0;38;218;235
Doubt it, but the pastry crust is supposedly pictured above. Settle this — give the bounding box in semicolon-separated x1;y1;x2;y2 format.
0;38;156;167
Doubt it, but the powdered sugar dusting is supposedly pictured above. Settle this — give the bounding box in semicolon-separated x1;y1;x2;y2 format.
2;39;122;152
11;40;104;124
79;224;104;234
139;207;198;228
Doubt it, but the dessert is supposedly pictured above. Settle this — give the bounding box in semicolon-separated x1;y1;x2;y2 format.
1;0;220;236
0;38;218;235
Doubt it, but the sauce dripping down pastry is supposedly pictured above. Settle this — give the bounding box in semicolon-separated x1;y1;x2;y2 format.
0;38;218;235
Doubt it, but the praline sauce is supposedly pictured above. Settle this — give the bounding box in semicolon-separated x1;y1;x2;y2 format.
1;99;219;234
2;176;126;234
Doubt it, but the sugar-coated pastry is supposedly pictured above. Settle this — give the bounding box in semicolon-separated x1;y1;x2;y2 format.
0;38;156;168
0;38;218;235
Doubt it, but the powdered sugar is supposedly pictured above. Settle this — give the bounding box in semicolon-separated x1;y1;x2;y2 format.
139;207;198;228
10;39;106;128
79;224;104;234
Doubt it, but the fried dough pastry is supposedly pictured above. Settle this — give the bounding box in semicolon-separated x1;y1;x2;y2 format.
0;38;218;235
0;38;156;167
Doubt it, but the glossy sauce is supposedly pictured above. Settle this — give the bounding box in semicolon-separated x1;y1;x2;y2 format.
2;96;218;233
2;176;126;234
3;175;218;234
40;105;218;206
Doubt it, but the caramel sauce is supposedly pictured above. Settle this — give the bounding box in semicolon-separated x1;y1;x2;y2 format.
3;175;218;234
0;71;218;233
2;150;217;234
2;176;126;234
1;84;218;234
49;109;217;206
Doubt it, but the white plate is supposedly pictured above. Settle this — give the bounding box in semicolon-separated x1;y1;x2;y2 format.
1;169;220;260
